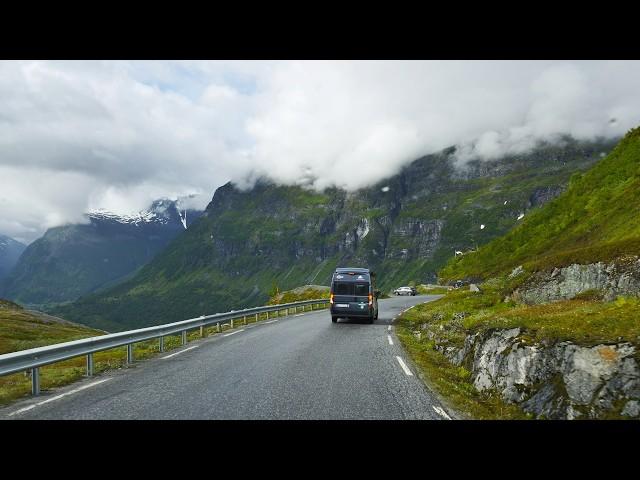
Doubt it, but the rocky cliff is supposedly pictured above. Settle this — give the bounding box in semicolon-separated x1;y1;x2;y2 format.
512;257;640;304
420;324;640;419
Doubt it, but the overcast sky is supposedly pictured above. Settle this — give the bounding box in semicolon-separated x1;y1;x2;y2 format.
1;60;639;243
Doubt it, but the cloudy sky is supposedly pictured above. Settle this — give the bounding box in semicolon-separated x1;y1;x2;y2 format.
1;60;639;243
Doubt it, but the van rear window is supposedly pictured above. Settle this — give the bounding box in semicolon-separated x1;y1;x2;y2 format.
333;282;369;296
354;283;369;296
333;282;352;295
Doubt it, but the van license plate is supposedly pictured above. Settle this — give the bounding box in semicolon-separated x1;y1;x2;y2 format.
336;304;349;308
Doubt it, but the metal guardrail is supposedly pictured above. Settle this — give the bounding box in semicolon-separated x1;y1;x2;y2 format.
0;298;329;396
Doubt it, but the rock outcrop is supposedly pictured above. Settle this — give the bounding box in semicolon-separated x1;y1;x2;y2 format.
513;257;640;304
426;326;640;419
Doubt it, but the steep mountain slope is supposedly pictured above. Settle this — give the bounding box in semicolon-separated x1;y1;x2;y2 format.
440;127;640;282
0;235;26;282
396;127;640;420
53;137;618;331
1;199;202;307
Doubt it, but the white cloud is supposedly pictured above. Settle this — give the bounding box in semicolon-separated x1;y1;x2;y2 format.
1;60;640;243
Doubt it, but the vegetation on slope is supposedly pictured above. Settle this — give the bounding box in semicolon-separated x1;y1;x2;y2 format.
441;127;640;281
395;284;640;419
396;128;640;418
267;285;330;305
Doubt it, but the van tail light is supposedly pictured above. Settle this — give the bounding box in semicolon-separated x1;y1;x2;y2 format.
368;294;373;306
330;294;334;305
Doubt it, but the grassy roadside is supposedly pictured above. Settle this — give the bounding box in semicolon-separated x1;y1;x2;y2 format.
416;285;450;295
395;303;530;420
395;283;640;419
0;301;327;406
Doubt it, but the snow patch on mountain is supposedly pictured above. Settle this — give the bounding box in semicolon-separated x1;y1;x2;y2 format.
178;210;188;230
88;208;163;226
86;198;201;230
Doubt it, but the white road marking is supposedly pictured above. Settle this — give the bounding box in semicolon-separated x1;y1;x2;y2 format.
223;329;245;336
9;404;36;415
264;320;278;324
387;335;394;346
433;405;452;420
388;325;391;331
161;345;198;359
395;356;413;376
294;314;305;317
8;378;111;417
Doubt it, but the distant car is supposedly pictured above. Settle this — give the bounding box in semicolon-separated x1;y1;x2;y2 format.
394;286;415;296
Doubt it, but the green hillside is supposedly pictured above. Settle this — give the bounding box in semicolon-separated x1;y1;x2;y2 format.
0;299;102;355
0;298;207;404
52;138;617;331
394;128;640;418
440;127;640;282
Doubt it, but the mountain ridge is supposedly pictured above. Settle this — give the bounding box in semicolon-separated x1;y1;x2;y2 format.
1;199;203;307
0;235;26;282
51;136;619;331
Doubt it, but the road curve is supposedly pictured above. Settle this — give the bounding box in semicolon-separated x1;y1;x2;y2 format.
1;294;452;420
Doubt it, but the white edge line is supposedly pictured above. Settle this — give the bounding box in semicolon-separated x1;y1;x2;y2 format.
395;356;413;376
387;335;394;346
387;325;391;331
263;319;278;324
294;314;304;317
161;345;198;359
223;328;245;337
433;405;452;420
8;378;111;417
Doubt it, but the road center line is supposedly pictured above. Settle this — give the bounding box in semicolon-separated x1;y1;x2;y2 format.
223;329;245;336
387;335;394;346
433;405;452;420
161;345;198;359
395;356;413;376
8;378;112;417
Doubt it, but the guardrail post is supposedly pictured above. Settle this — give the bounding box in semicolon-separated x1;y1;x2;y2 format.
86;353;94;377
255;313;258;323
243;315;247;325
160;336;165;352
231;318;234;328
31;367;40;396
200;326;205;337
181;331;187;345
217;322;221;333
127;344;134;364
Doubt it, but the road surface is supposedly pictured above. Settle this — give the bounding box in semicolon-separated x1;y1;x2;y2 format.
1;294;453;420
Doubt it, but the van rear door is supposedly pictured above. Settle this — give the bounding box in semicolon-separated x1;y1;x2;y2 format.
332;281;370;315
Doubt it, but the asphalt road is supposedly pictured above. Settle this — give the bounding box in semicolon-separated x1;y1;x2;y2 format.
1;294;453;420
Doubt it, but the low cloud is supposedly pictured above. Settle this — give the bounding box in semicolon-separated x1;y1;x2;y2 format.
1;60;639;242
